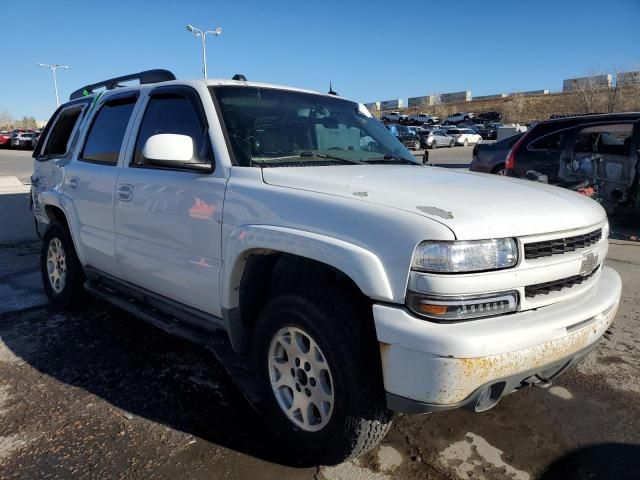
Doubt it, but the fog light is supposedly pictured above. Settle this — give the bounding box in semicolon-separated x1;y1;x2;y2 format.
407;291;519;322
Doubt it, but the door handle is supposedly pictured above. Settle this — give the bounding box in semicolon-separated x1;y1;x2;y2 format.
116;184;133;202
66;177;79;189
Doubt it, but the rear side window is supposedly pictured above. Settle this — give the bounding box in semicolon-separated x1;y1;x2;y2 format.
573;123;633;155
81;97;137;165
133;94;212;166
43;106;84;156
528;129;567;152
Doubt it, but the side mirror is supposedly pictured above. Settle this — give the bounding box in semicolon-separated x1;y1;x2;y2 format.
143;134;212;172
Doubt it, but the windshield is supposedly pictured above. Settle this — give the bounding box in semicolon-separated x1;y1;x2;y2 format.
210;86;417;167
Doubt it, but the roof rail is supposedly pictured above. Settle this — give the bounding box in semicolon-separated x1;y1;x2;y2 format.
69;69;176;100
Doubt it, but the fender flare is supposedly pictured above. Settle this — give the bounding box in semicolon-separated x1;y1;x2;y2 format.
221;224;394;311
38;191;87;266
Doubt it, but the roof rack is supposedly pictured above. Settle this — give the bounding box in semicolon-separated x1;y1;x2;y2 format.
69;69;176;100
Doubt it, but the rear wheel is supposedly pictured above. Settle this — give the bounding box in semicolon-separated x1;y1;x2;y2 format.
492;163;507;175
253;290;392;465
41;220;88;310
430;140;437;149
413;140;421;150
449;139;455;148
463;138;469;147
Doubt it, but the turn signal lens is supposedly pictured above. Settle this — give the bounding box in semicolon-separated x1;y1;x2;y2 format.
407;291;519;321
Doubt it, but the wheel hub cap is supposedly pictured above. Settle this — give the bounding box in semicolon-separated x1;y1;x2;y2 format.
46;237;67;293
268;326;334;432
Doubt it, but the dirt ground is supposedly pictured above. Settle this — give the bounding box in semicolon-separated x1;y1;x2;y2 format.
0;240;639;480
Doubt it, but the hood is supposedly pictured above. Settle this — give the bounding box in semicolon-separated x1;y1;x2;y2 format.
261;165;606;240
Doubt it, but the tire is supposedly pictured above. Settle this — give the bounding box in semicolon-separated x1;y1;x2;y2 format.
430;140;437;150
463;138;468;147
413;140;421;150
492;163;507;176
253;290;393;465
449;139;454;148
41;220;88;310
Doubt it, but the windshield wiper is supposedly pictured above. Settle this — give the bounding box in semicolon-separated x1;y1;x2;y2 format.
298;151;365;164
363;154;419;165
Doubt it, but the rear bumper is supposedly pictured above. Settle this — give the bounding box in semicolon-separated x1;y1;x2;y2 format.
373;266;621;411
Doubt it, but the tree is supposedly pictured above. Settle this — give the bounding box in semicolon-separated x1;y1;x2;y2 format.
15;116;38;130
0;111;13;131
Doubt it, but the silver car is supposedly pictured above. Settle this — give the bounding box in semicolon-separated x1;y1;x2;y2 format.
423;129;455;149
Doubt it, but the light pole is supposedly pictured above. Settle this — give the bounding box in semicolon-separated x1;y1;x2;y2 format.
38;63;69;107
186;24;222;78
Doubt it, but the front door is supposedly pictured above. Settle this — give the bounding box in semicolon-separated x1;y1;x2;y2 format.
114;86;226;316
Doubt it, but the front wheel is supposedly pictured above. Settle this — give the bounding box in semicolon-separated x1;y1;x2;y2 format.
413;140;421;150
40;220;88;310
430;140;438;149
463;138;469;147
449;139;455;148
253;291;393;465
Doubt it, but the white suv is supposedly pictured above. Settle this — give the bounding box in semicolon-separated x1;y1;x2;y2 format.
31;69;621;465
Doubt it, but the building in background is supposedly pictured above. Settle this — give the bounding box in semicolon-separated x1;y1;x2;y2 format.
440;90;471;104
473;93;508;101
617;71;640;87
509;90;550;96
562;75;612;92
380;99;404;110
363;101;380;113
407;95;436;108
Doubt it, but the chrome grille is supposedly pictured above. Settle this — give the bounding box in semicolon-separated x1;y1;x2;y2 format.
524;228;602;260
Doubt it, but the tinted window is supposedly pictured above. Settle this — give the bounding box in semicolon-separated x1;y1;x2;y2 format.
133;94;211;166
43;106;83;156
528;130;567;151
81;98;136;164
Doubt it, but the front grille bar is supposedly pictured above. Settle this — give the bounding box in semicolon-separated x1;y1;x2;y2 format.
524;228;602;260
524;265;600;298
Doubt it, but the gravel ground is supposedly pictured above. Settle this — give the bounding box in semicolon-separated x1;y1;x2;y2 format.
0;240;639;479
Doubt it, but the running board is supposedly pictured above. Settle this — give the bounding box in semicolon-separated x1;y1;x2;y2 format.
84;279;265;406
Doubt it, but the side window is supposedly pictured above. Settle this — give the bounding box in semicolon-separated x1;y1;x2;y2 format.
133;94;212;166
528;130;567;152
41;105;84;157
80;97;137;165
573;123;632;155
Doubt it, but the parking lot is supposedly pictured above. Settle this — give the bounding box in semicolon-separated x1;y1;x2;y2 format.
0;145;639;479
0;240;639;479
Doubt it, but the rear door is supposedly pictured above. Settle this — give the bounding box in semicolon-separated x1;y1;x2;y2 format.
64;92;139;277
114;85;226;316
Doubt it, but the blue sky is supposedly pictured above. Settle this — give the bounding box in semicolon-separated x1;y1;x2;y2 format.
1;0;638;121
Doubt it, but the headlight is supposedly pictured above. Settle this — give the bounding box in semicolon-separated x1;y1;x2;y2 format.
411;238;518;273
407;291;519;321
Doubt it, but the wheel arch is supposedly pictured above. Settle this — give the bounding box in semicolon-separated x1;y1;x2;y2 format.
40;199;86;266
221;225;393;353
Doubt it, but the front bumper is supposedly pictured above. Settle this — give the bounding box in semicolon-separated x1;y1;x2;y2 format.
374;266;621;412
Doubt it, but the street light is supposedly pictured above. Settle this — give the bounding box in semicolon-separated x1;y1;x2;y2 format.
38;63;69;107
186;24;222;79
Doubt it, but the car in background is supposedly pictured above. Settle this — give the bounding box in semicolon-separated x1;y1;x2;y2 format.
475;111;502;124
386;123;421;150
407;125;427;136
381;111;408;123
445;112;474;124
475;123;503;140
420;128;455;149
29;131;41;149
407;113;435;125
505;112;640;215
11;131;36;149
470;131;524;175
0;131;11;148
445;127;482;146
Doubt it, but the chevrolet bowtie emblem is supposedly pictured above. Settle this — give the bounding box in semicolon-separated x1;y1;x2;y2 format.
579;252;598;276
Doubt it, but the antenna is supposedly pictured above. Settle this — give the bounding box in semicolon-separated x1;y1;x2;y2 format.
328;81;338;96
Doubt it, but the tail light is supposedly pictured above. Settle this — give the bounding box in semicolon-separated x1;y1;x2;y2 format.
505;131;530;171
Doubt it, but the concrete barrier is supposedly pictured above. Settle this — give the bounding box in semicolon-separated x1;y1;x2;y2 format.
0;176;39;245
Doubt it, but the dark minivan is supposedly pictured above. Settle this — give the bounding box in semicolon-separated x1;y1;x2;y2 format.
505;113;640;214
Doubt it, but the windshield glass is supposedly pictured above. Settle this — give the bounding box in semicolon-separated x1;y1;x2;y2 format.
210;86;417;167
